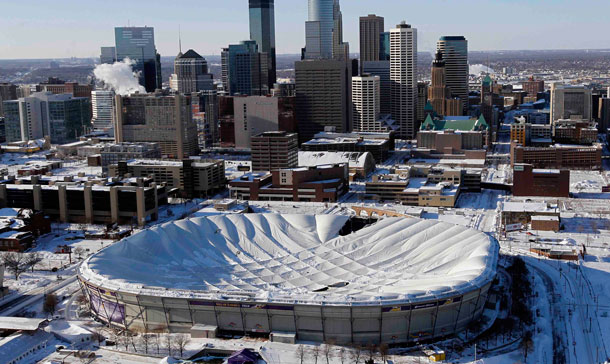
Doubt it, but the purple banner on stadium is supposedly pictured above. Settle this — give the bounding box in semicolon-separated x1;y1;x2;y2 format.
90;294;125;324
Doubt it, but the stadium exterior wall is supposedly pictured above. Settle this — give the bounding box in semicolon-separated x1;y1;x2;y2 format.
78;277;492;344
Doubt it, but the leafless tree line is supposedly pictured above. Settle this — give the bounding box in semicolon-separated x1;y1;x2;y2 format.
1;252;43;280
104;329;191;358
295;341;390;364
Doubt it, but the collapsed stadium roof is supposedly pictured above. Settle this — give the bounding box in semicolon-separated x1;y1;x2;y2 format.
79;214;498;306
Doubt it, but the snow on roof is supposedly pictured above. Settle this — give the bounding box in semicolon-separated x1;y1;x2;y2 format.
0;317;47;331
298;151;371;168
79;214;498;306
0;331;52;363
531;215;559;221
502;202;555;213
47;321;93;344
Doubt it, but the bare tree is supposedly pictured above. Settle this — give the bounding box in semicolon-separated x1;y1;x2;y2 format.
322;340;334;364
43;293;59;317
118;333;129;351
164;334;173;356
295;344;307;364
366;342;377;363
379;343;389;364
311;345;321;364
338;346;347;364
2;252;30;280
25;252;43;272
91;326;105;347
350;344;363;364
140;334;152;354
74;247;86;260
129;335;138;353
173;334;190;358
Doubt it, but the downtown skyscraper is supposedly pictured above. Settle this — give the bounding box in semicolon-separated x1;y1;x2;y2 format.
115;27;162;92
390;22;417;139
436;36;468;115
305;0;334;59
359;14;384;63
249;0;277;90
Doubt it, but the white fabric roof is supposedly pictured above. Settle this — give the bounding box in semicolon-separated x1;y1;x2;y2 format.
80;214;498;305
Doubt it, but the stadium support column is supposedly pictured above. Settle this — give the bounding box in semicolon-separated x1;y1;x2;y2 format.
0;185;6;208
32;185;42;211
151;183;159;222
136;187;146;227
84;186;93;224
110;187;119;224
58;185;68;223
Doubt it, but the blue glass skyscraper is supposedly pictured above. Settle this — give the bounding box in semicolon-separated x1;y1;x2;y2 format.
115;27;162;92
305;0;334;59
249;0;276;90
223;40;269;96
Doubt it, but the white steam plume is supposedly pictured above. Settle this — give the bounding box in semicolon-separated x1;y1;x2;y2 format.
469;64;496;76
93;58;146;96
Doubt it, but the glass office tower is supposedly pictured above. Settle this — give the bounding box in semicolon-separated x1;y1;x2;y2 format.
115;27;162;92
249;0;276;90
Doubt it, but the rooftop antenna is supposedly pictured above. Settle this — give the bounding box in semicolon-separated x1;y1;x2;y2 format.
179;25;182;54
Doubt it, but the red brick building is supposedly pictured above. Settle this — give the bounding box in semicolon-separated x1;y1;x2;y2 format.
511;141;602;170
38;79;93;99
512;163;570;198
522;77;544;97
229;164;348;202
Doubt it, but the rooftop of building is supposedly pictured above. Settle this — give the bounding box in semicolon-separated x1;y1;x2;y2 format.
298;151;372;169
253;131;297;138
420;114;488;132
231;172;272;183
502;201;558;213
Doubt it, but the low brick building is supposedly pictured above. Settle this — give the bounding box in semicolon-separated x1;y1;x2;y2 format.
229;164;348;202
512;164;570;198
511;141;602;170
531;215;560;232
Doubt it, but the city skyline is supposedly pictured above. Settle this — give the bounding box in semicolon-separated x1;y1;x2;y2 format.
2;0;609;59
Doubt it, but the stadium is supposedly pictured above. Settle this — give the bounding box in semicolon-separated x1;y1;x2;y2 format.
78;214;499;344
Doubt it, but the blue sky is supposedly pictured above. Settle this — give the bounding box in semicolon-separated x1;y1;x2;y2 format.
1;0;608;59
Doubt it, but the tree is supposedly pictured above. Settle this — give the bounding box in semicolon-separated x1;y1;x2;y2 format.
366;342;377;363
379;343;389;364
310;345;321;364
522;330;533;360
25;252;43;272
43;293;59;317
117;333;129;351
173;333;190;358
140;334;153;354
74;247;86;260
337;346;347;364
295;344;307;364
322;342;333;364
91;327;105;346
164;334;173;357
350;344;363;364
2;252;30;280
